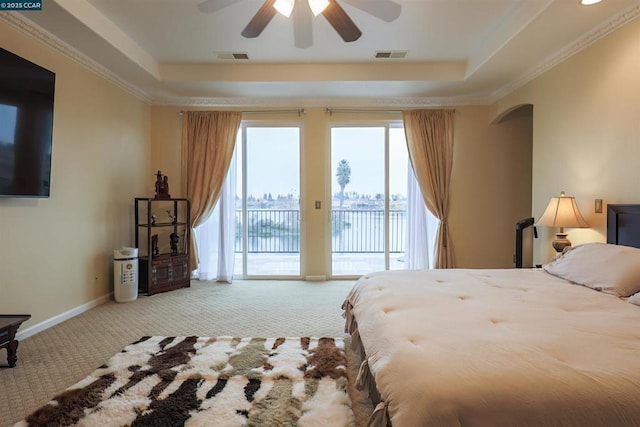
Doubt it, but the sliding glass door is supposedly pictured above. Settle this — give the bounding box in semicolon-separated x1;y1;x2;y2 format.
330;124;408;277
235;124;301;278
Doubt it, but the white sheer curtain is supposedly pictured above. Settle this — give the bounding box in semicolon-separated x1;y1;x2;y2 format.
193;149;237;282
405;160;439;269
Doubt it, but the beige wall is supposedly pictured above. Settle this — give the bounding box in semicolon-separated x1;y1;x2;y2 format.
150;107;183;197
492;17;640;265
151;105;532;275
451;105;533;268
0;21;151;328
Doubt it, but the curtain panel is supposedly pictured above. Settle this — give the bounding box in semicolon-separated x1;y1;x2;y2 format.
193;149;237;282
181;111;242;271
405;161;437;269
402;109;456;268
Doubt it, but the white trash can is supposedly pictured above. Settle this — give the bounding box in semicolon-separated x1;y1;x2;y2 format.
113;247;138;302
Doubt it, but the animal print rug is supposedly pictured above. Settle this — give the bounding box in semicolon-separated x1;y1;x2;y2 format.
18;336;354;426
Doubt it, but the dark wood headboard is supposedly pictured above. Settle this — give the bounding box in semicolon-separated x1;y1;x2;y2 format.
607;204;640;248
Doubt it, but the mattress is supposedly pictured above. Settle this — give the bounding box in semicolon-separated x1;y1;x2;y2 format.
344;268;640;426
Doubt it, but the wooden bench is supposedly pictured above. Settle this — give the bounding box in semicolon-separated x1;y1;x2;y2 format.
0;315;31;367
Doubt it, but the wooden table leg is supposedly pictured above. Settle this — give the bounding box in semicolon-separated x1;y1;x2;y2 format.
0;315;30;368
7;339;19;367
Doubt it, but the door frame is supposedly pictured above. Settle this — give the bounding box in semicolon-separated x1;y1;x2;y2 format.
326;120;404;279
235;120;305;279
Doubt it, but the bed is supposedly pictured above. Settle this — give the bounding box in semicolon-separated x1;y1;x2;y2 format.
343;204;640;426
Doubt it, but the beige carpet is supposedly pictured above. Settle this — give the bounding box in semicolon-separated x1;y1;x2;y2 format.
0;280;372;427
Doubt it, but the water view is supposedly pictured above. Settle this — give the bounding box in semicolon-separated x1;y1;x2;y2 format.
230;125;409;276
235;197;407;254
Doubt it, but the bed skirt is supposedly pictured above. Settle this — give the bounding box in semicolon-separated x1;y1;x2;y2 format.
342;300;389;427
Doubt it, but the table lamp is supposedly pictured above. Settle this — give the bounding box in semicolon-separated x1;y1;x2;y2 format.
535;191;589;254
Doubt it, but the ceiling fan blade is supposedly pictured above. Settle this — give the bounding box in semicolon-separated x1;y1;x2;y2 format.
242;0;278;38
322;0;362;42
197;0;242;14
341;0;401;22
292;0;313;48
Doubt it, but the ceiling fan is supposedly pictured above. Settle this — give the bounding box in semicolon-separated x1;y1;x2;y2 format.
197;0;402;48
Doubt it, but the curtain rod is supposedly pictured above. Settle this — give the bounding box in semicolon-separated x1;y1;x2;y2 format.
179;109;306;116
324;108;403;116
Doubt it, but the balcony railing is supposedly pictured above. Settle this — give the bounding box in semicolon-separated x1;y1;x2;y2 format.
235;209;405;253
236;209;300;253
332;209;405;253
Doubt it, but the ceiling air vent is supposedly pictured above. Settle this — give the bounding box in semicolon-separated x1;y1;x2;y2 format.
375;50;407;59
217;52;249;60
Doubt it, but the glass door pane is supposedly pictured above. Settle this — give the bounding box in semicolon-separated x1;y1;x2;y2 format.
389;127;408;270
242;126;301;277
331;127;385;276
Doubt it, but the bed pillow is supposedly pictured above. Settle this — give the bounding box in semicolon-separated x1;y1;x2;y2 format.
543;242;640;297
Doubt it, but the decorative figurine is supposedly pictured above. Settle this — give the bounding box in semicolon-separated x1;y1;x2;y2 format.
163;175;170;198
152;234;159;257
170;232;180;255
166;209;177;224
154;171;164;198
154;170;171;199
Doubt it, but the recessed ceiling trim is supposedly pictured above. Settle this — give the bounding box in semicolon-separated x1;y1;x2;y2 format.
0;11;153;104
3;3;638;108
490;3;640;103
52;0;161;79
152;95;489;108
159;62;466;82
465;0;555;79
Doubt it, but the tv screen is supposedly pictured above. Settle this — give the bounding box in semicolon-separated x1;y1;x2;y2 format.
0;46;55;198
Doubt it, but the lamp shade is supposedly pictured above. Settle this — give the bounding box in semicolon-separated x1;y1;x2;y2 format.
536;192;589;229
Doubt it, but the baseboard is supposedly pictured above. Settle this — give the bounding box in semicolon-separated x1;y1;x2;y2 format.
17;293;112;340
305;275;327;282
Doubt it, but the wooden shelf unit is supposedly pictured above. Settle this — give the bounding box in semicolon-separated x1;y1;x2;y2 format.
135;197;191;295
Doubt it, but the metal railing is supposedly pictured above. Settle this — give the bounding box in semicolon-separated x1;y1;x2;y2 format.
332;209;405;253
236;209;300;253
235;209;405;253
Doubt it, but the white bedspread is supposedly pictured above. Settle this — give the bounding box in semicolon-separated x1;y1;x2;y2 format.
346;268;640;426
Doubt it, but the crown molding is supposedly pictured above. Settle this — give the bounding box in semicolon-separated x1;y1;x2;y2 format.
3;3;638;109
489;3;640;103
151;95;490;109
0;11;154;104
1;10;487;108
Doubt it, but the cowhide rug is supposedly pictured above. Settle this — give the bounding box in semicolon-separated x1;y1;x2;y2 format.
18;336;354;427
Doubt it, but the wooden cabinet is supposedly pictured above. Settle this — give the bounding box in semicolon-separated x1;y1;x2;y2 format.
135;198;191;295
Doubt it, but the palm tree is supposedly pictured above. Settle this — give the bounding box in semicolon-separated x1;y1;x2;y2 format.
336;159;351;209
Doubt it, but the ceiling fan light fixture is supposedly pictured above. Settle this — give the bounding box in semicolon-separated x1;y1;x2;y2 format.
308;0;330;16
274;0;294;17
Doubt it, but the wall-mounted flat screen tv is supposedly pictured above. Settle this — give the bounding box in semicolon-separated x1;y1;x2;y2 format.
0;46;55;198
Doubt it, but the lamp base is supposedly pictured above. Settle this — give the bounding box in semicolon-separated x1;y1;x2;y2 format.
552;233;571;253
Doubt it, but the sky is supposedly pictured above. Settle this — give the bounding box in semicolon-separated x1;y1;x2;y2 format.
234;125;409;200
332;127;408;197
238;127;301;199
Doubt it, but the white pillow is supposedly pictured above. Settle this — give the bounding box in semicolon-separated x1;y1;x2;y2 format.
543;242;640;297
